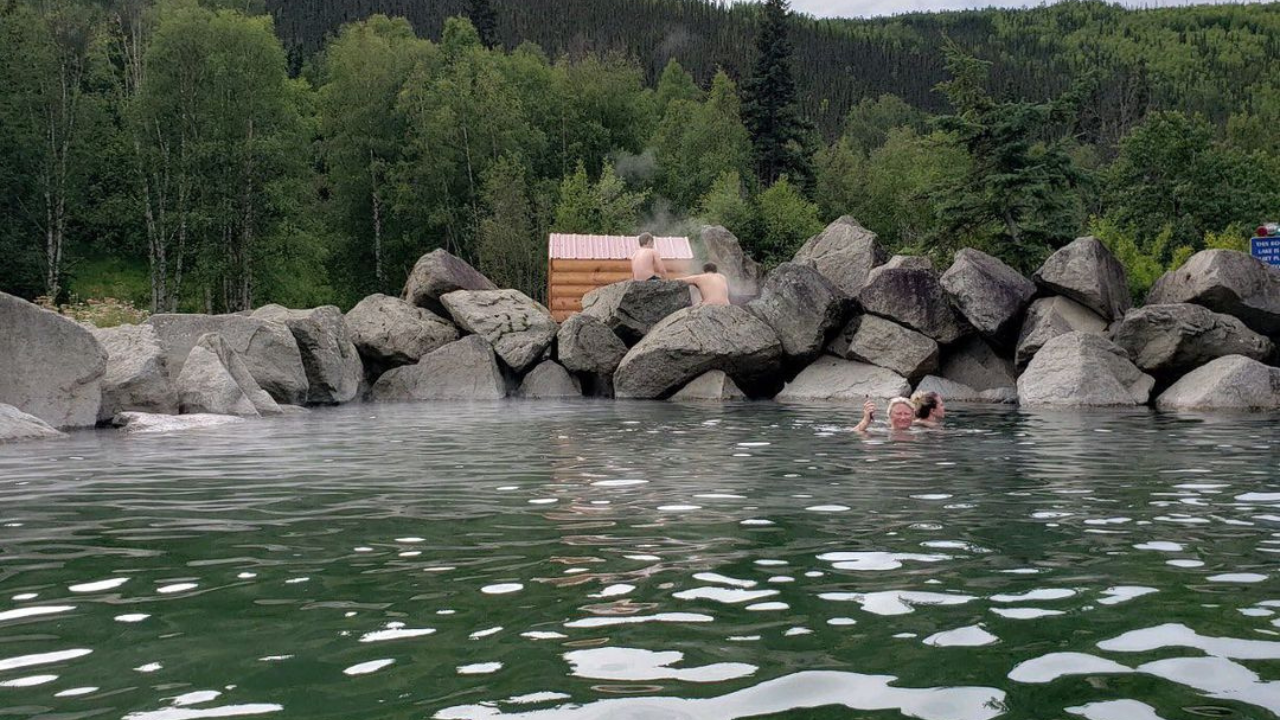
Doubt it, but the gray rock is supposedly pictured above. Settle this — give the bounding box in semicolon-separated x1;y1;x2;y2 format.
146;313;308;404
1015;296;1108;369
1017;332;1154;406
980;387;1019;404
940;337;1018;392
112;411;245;433
1146;249;1280;335
1155;355;1280;411
914;375;982;401
747;262;844;363
613;305;783;399
91;323;177;421
0;292;106;428
252;304;362;404
370;336;506;401
556;313;627;375
827;315;938;382
1110;303;1273;381
859;265;969;345
882;255;933;271
345;294;459;372
440;289;558;373
940;248;1037;341
402;248;497;317
1034;236;1131;321
776;357;911;401
793;216;889;298
175;333;282;417
0;403;65;442
699;225;763;298
518;361;582;399
581;280;692;346
669;370;747;401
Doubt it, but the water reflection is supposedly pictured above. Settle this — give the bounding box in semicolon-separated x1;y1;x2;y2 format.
0;402;1277;719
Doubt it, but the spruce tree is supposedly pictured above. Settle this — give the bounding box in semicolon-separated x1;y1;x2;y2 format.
740;0;810;188
467;0;498;49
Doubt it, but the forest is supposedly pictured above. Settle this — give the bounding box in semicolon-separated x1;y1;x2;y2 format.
1;0;1277;319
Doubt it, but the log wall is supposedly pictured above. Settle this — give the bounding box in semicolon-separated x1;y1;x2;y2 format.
548;258;696;321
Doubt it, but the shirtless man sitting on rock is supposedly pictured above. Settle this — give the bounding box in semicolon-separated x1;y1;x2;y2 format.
631;232;667;281
677;263;731;306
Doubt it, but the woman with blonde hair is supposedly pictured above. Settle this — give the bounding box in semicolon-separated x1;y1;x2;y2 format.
911;390;945;428
854;396;917;433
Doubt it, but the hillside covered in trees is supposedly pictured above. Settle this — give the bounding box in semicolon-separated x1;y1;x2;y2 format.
1;0;1277;317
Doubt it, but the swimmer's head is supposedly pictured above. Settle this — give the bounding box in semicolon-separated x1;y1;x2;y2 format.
637;232;654;247
887;396;915;430
911;390;944;421
703;262;717;273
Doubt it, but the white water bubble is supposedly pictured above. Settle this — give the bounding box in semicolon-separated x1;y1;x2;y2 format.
564;613;713;629
588;584;635;598
1208;573;1268;583
11;593;36;601
69;577;129;593
359;627;436;643
1098;587;1158;606
0;648;92;672
591;479;647;487
55;687;98;697
806;505;850;512
692;573;756;588
1133;541;1183;552
134;662;163;673
924;625;999;647
783;627;812;636
0;606;74;622
673;587;778;604
115;613;150;623
0;675;57;687
1009;652;1132;683
746;602;789;611
394;537;425;543
458;662;502;675
343;659;394;675
470;626;503;639
740;519;774;526
521;630;568;640
156;583;197;594
1166;559;1205;568
481;583;523;595
991;607;1065;619
658;504;702;512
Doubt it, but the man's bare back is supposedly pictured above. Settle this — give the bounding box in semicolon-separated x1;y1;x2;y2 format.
630;232;666;280
680;270;731;306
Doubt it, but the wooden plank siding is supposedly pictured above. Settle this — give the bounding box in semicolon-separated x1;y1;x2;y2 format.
548;258;698;321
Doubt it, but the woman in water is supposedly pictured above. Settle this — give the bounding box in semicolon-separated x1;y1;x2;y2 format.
911;390;945;428
854;396;917;433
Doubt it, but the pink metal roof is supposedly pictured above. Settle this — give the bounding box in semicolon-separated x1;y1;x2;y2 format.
548;233;693;260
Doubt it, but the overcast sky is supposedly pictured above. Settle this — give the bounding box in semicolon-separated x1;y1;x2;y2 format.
758;0;1257;18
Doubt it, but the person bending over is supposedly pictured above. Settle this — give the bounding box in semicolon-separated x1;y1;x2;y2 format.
631;232;668;281
854;396;916;433
676;263;731;306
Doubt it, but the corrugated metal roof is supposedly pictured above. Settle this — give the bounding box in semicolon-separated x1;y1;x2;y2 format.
548;233;693;260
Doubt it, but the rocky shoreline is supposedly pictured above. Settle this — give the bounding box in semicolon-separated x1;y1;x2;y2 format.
5;217;1280;442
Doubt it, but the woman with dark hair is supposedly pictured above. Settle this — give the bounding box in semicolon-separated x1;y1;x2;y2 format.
911;391;945;428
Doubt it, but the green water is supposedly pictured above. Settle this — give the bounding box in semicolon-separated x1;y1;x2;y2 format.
0;402;1277;720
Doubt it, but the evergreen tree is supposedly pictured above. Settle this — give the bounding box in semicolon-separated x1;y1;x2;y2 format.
467;0;499;49
740;0;811;188
930;42;1085;271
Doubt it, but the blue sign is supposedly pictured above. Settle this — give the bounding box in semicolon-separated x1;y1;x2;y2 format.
1251;236;1280;266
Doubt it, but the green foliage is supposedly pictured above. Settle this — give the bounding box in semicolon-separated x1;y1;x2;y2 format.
861;128;968;254
477;156;546;300
841;93;927;153
653;58;701;115
698;171;754;238
753;175;822;265
651;70;752;210
741;0;811;187
552;160;647;234
1090;216;1193;302
467;0;499;49
930;42;1086;273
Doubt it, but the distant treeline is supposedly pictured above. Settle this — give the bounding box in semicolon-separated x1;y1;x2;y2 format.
1;0;1277;318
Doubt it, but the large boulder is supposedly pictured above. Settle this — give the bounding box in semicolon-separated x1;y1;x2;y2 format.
827;315;938;382
699;226;762;299
440;289;558;373
669;370;747;401
518;361;582;399
1034;236;1131;321
1146;249;1280;335
776;357;911;401
940;337;1018;392
792;216;889;298
1015;296;1108;369
914;375;983;402
0;404;65;443
1110;303;1274;381
613;305;783;399
580;280;692;345
146;313;308;405
253;305;362;404
1017;332;1154;406
747;262;844;363
402;249;497;317
344;294;459;375
859;265;969;345
91;323;177;421
1155;355;1280;411
882;255;933;271
940;248;1036;342
112;411;245;434
176;333;282;416
556;313;627;375
370;336;506;401
0;292;106;428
